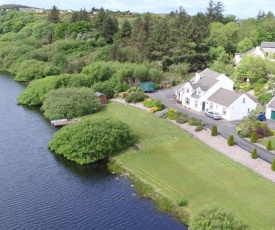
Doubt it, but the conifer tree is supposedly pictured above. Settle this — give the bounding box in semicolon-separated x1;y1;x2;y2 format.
227;135;234;146
267;140;272;150
211;125;217;136
251;148;258;159
48;5;60;23
250;132;257;143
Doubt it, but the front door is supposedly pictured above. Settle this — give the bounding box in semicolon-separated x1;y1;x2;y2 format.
271;110;275;120
202;102;205;111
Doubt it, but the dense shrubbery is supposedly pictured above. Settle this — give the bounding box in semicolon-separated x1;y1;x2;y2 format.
189;205;244;230
41;88;101;120
195;125;205;132
188;117;203;126
176;116;189;124
48;118;136;165
237;111;271;139
91;81;115;99
17;74;93;106
143;98;163;112
166;108;178;120
125;92;148;103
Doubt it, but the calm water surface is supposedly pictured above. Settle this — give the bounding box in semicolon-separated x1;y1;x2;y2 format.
0;74;186;230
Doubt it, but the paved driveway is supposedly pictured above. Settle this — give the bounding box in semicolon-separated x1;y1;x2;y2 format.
147;89;275;164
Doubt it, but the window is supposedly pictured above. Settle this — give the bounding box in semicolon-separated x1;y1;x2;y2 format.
197;89;201;95
185;97;190;105
186;87;189;93
195;100;198;108
247;108;250;113
210;102;213;109
243;98;245;103
216;104;218;109
223;107;226;115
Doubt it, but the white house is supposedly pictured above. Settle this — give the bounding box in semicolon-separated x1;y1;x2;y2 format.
176;68;234;112
265;96;275;120
206;88;257;121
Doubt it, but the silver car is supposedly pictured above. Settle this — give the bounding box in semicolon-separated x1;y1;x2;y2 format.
205;111;222;120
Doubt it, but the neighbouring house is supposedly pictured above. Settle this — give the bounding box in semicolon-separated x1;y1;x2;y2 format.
95;92;107;105
206;88;257;121
234;42;275;66
265;96;275;120
176;68;234;112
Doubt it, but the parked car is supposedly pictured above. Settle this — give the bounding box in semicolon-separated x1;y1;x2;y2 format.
258;112;266;121
205;111;222;120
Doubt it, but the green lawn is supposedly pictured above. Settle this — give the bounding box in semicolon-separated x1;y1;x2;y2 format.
89;102;275;229
260;137;275;150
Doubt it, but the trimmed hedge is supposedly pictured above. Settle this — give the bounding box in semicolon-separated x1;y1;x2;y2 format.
227;135;234;146
211;125;217;136
251;148;258;159
125;92;149;103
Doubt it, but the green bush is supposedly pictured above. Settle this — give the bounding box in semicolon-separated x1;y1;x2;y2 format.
272;159;275;171
41;88;101;120
166;108;178;120
188;117;202;126
48;118;136;165
251;148;258;159
178;113;189;118
176;117;189;124
143;98;155;108
195;125;205;132
177;198;188;207
238;128;250;138
227;135;234;146
211;125;218;136
266;140;272;150
250;132;257;143
125;92;149;103
91;81;115;99
189;205;244;230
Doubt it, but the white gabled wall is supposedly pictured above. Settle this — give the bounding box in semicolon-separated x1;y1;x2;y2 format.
265;97;275;119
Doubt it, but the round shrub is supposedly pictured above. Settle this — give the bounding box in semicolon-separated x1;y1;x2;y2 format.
267;140;272;150
238;128;250;138
48;118;136;165
227;135;234;146
211;125;218;136
176;117;189;124
189;205;243;230
272;159;275;171
166;108;178;120
195;125;205;132
41;87;101;120
143;98;155;108
251;148;258;159
250;132;257;143
125;92;149;103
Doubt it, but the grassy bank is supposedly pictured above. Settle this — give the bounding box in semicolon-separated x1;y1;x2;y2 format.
88;102;275;229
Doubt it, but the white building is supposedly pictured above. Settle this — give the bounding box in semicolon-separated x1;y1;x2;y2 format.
206;88;257;121
265;97;275;120
176;68;234;112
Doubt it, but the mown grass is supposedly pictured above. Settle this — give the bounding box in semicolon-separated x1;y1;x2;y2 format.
260;137;275;150
88;102;275;229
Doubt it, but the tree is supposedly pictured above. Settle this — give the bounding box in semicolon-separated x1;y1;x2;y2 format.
237;38;254;53
234;56;266;83
227;135;234;146
206;0;224;23
266;140;272;150
91;81;115;99
251;148;258;159
41;87;102;120
272;159;275;171
211;125;218;136
189;205;243;230
48;118;136;165
48;5;60;23
250;132;257;143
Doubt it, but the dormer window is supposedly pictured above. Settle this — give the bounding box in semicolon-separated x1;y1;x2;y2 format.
243;98;245;103
197;89;201;95
186;87;189;93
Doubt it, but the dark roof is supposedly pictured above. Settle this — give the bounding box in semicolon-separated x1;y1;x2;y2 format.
191;77;218;90
95;92;105;97
173;82;186;90
267;97;275;109
199;68;222;79
207;88;242;107
261;42;275;48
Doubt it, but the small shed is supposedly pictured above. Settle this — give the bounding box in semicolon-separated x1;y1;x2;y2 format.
95;92;107;105
141;82;154;93
266;96;275;120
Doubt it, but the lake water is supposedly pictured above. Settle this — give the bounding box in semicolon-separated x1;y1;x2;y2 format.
0;73;187;230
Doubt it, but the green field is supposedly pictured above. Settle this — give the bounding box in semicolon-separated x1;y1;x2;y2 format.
260;137;275;150
89;102;275;229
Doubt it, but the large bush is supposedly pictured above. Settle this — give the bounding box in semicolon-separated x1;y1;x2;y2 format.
189;205;244;230
91;81;115;99
48;118;135;165
166;108;178;120
41;88;101;120
17;74;93;106
125;92;148;103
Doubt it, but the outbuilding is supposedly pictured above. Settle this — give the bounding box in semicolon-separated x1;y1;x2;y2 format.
95;92;107;105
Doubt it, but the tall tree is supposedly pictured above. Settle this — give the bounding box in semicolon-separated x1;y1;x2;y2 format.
48;5;60;23
206;0;224;23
